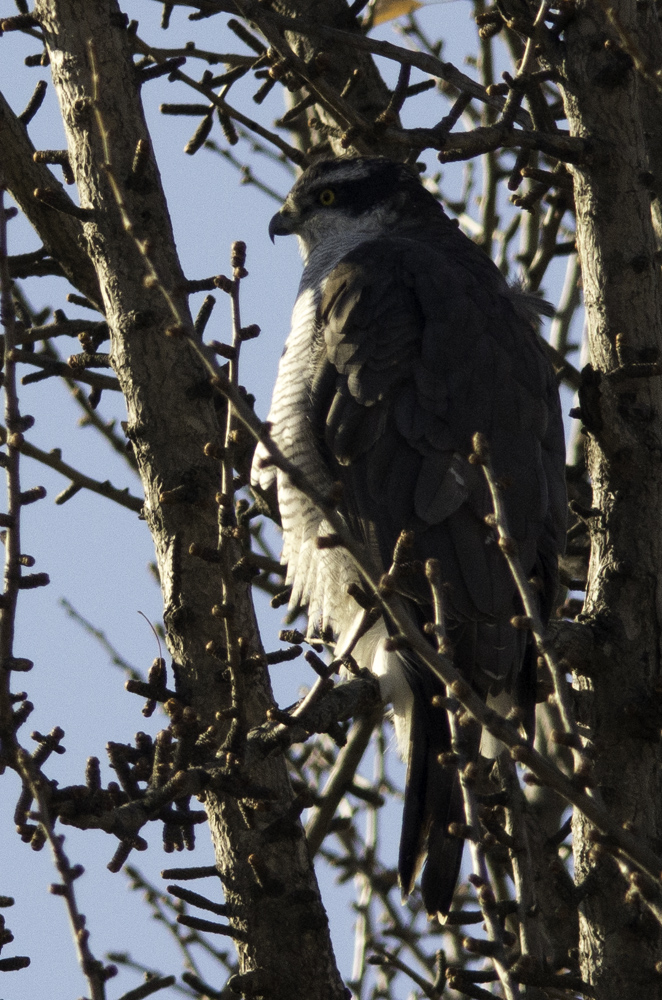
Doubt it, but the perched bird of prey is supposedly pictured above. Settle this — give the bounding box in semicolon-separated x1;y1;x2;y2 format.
254;157;566;915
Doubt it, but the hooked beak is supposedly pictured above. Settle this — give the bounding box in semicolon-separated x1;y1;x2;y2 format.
269;208;296;242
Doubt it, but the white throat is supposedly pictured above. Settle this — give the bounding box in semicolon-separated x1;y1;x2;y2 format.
297;204;397;275
298;230;371;288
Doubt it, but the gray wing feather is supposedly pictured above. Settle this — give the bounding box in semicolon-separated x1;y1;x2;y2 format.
309;230;566;915
316;234;565;654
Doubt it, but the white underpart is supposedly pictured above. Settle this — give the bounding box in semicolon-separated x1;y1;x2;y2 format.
253;211;413;751
294;203;397;265
335;605;414;760
342;616;413;757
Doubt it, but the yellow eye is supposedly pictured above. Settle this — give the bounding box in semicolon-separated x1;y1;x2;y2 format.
319;188;335;206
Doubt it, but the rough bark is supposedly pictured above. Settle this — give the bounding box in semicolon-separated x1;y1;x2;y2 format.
29;2;348;996
634;0;662;246
558;1;662;993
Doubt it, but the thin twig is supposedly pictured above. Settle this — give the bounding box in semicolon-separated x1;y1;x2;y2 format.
125;867;232;983
306;708;381;856
549;254;582;359
0;183;22;678
204;141;285;202
497;755;544;970
60;599;144;680
426;559;519;1000
15;318;108;347
216;244;250;757
24;776;111;1000
10;347;120;390
0;426;143;513
369;945;441;1000
133;38;255;69
132;36;308;167
473;432;589;778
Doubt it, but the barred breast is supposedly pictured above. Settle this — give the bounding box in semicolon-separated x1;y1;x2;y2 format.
252;236;424;754
252;257;361;641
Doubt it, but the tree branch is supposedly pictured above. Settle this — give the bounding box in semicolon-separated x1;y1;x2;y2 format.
0;89;101;305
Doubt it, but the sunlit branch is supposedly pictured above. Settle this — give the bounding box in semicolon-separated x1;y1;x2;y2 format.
0;426;143;513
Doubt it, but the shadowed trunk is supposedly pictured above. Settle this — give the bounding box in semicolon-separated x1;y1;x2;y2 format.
559;0;662;992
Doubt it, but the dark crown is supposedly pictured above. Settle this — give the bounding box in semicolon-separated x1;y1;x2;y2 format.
290;157;439;218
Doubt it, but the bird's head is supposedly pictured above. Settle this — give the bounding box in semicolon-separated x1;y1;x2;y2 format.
269;157;440;262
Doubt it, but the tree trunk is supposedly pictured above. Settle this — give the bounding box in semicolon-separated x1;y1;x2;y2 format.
31;2;348;996
559;0;662;993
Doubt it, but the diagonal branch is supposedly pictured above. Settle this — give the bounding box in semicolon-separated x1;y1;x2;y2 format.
0;90;101;305
0;426;143;513
305;707;381;856
472;432;588;778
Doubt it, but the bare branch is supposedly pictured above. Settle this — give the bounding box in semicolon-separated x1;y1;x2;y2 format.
305;708;381;856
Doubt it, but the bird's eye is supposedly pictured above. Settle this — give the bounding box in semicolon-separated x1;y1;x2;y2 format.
319;188;335;206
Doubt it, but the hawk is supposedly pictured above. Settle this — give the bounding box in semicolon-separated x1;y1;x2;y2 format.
254;157;566;915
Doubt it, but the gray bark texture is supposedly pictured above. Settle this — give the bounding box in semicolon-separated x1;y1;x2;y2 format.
559;0;662;993
28;2;350;997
